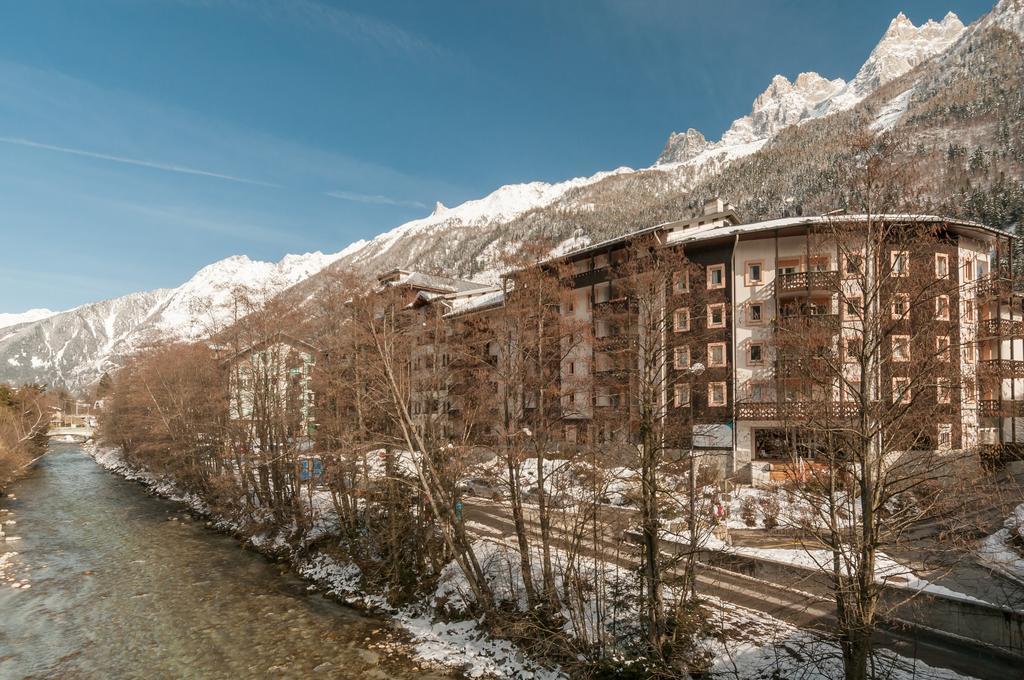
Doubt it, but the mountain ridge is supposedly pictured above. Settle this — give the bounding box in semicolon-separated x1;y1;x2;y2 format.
3;1;1022;391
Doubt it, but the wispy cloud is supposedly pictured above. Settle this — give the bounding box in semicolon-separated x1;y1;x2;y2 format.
325;190;426;209
0;136;281;188
178;0;453;62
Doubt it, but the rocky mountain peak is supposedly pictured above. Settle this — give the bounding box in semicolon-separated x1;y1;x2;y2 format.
656;128;709;165
655;9;968;167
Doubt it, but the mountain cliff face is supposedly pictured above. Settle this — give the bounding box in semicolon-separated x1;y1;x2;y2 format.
0;252;341;390
3;1;1022;391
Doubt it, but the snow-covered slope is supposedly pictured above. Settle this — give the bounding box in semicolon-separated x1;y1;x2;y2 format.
0;309;59;332
342;168;634;271
0;251;342;390
3;4;1018;391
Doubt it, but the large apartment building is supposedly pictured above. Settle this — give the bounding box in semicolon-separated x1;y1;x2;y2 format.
396;200;1022;484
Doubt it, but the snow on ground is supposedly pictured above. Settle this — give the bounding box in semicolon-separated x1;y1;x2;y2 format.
667;527;991;607
88;445;561;679
704;596;975;680
870;88;914;132
978;502;1024;584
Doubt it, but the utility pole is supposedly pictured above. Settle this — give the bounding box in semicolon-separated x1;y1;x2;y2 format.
686;362;705;599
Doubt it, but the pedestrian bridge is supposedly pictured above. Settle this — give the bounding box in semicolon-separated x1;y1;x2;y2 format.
48;426;95;443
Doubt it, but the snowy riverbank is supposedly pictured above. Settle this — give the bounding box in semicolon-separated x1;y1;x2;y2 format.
86;445;562;679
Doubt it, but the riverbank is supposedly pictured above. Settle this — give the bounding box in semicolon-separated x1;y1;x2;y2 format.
86;444;562;680
3;444;459;678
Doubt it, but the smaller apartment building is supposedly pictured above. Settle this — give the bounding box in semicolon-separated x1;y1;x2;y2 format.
225;333;320;440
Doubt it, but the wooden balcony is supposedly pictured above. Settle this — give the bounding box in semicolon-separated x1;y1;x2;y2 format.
736;400;859;421
775;312;839;333
592;298;630;316
978;400;1024;417
976;274;1017;301
977;318;1024;339
777;270;839;295
978;359;1024;377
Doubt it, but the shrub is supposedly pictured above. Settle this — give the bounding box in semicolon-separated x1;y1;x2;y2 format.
739;495;758;527
758;493;782;530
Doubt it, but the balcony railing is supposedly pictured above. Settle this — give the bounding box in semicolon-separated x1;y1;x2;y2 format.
978;359;1024;377
777;270;839;294
978;318;1024;339
736;400;859;421
775;312;839;333
978;400;1024;417
975;274;1016;301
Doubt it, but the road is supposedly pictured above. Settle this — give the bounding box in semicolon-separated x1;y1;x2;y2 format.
462;496;1023;680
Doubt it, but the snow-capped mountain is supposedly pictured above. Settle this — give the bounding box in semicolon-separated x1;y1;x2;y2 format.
302;6;994;286
0;252;342;389
3;2;1021;391
656;11;965;166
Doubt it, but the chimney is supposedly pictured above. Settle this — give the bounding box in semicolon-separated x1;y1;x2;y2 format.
703;197;725;216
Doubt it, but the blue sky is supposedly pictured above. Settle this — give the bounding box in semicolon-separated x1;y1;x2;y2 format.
0;0;995;312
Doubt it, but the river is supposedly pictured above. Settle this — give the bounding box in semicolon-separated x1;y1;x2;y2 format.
0;444;450;679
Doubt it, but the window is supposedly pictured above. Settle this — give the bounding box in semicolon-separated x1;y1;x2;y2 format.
674;383;690;408
892;335;911;362
893;376;911;404
843;380;862;403
936;295;950;321
963;343;975;364
749;381;769;402
938;424;952;451
707;303;727;328
937;377;951;404
566;299;574;313
594;283;610;304
708;382;728;407
673;270;689;294
673;308;690;332
964;302;974;322
844;335;863;363
935;253;949;278
964;380;977;403
708;342;727;367
745;261;764;286
568;361;575;375
777;258;801;276
891;250;909;277
936;335;950;362
963;259;974;283
808;255;831;272
673;346;690;370
844;252;864;277
748;303;764;325
891;293;910;320
843;296;862;320
748;342;764;365
707;264;726;289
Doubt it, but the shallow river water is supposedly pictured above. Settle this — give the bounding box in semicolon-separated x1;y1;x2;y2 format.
0;444;449;679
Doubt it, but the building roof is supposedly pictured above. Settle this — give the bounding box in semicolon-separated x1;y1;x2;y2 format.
377;268;492;294
221;332;320;366
664;212;1014;246
443;288;505;318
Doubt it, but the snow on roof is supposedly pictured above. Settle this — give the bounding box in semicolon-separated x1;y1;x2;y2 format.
665;212;1010;245
380;269;492;294
444;288;505;318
